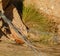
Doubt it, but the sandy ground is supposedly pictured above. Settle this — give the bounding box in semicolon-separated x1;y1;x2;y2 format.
0;36;60;56
31;0;60;18
0;37;46;56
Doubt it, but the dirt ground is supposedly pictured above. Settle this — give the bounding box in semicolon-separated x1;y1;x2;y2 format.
0;36;60;56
